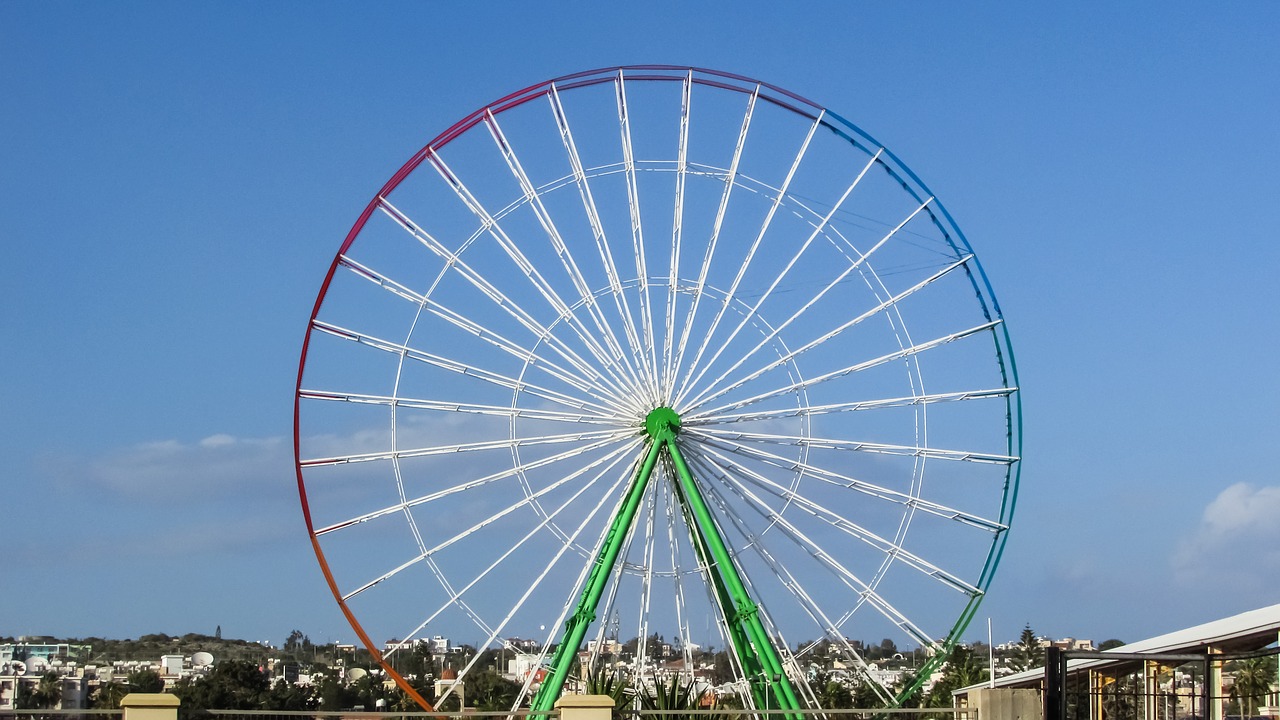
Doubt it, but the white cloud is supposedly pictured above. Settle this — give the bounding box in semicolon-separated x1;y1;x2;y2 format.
84;433;290;501
1196;482;1280;539
200;433;237;448
1172;482;1280;597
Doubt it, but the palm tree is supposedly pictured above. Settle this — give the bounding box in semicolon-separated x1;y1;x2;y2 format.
1229;655;1278;719
93;681;130;709
33;671;64;709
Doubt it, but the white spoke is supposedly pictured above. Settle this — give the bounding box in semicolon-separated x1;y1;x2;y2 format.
632;469;659;680
316;433;636;537
302;426;628;468
670;86;758;395
482;110;645;391
688;446;937;648
615;70;660;403
377;198;639;408
309;319;630;417
691;438;983;596
661;71;693;399
396;445;639;709
344;440;631;601
426;150;638;393
690;461;891;703
688;430;1007;532
681;197;941;411
686;387;1016;425
300;389;621;426
693;319;1003;418
677;134;872;409
338;254;614;402
674;113;827;408
547;83;657;400
665;469;696;670
693;427;1018;465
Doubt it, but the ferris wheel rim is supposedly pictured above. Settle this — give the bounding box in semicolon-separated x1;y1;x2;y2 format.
294;64;1022;711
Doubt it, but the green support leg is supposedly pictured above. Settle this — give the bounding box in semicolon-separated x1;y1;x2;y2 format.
663;428;803;719
530;407;803;719
666;457;769;712
529;436;665;713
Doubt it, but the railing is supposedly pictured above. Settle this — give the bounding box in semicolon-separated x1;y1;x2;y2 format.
0;707;122;712
2;702;974;720
181;709;970;720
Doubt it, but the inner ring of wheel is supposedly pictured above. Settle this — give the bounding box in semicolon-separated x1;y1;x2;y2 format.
506;277;813;576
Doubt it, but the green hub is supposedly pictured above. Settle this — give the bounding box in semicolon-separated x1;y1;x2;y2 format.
644;406;681;439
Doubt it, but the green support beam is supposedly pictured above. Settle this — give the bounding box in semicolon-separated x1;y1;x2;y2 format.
530;407;803;718
529;435;665;712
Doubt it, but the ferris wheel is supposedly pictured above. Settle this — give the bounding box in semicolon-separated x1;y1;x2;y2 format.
294;66;1021;712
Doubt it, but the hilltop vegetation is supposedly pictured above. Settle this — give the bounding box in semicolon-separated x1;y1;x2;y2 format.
6;632;278;664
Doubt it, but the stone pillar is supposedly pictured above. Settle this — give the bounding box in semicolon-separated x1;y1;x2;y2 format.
555;694;616;720
1144;660;1158;720
121;693;179;720
1206;647;1223;720
971;687;1042;720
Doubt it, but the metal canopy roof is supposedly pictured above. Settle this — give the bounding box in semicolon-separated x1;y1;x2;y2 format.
957;603;1280;694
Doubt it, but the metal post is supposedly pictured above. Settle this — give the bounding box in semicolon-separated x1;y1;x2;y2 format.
1044;646;1063;720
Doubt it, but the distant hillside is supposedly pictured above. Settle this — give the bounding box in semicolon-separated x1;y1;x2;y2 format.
6;633;277;664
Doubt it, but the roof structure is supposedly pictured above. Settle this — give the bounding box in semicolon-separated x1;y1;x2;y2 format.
957;603;1280;694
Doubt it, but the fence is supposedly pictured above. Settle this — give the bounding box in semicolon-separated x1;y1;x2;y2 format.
2;699;973;720
1044;646;1279;720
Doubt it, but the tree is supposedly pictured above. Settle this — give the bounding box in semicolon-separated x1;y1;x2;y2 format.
1099;639;1125;651
850;677;887;709
13;679;35;709
465;669;520;711
1228;655;1279;719
315;674;359;711
93;681;129;709
711;650;735;684
264;679;316;711
641;632;666;660
812;670;853;708
395;643;439;684
128;669;165;693
1010;624;1042;672
174;659;271;711
348;671;391;710
29;672;64;709
893;670;922;708
925;646;987;708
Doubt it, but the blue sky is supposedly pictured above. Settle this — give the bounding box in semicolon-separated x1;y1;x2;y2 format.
3;2;1278;650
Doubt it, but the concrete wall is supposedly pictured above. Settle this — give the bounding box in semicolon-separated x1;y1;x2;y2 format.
968;687;1042;720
